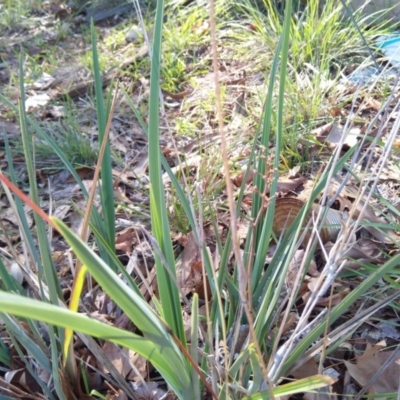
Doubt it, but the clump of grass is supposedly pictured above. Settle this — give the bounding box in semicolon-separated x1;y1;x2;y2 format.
223;0;392;169
0;0;42;30
161;2;211;91
38;123;100;170
0;0;399;398
9;112;100;172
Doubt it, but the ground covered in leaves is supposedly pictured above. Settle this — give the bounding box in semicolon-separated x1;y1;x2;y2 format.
1;0;400;398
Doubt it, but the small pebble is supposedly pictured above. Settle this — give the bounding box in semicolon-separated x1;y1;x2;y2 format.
125;25;142;42
9;263;24;285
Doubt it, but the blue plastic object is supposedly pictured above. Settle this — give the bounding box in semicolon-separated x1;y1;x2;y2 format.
376;34;400;67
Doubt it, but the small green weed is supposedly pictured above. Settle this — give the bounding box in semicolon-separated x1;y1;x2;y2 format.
161;3;211;91
0;0;42;29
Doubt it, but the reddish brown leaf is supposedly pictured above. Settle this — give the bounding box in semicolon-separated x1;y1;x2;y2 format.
115;227;137;253
344;343;400;395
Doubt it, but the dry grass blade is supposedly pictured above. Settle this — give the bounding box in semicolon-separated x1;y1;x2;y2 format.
208;0;246;388
289;291;400;372
268;71;400;383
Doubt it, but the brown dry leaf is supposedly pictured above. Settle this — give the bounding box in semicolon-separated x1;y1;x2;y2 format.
347;240;384;259
132;382;168;399
110;130;129;154
68;200;86;236
344;343;400;396
266;177;307;194
298;250;318;277
111;168;136;183
277;177;307;192
311;122;334;139
176;232;209;298
0;203;33;242
0;119;20;137
286;249;316;289
52;204;72;221
5;347;48;396
352;199;400;243
297;182;316;202
315;288;350;306
4;369;31;393
323;240;385;266
162;155;201;184
192;261;211;300
289;357;319;379
330;106;345;117
341;259;379;271
232;167;254;187
278;312;298;336
288;359;338;400
101;342;148;380
40;105;65;120
362;96;382;112
127;352;150;381
109;391;128;400
303;179;400;244
378;160;400;181
130;152;149;178
115;227;137;253
237;219;250;241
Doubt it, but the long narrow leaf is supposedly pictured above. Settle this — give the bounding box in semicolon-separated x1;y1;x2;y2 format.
91;22;115;262
0;291;189;398
51;217;195;397
147;0;185;342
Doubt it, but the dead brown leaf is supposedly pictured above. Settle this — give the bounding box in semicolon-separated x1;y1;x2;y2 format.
351;199;400;243
286;249;317;289
0;119;20;137
177;232;210;299
362;97;382;112
330;106;345;117
315;288;350;306
109;391;128;400
232;167;254;187
288;359;338;400
289;357;319;379
162;155;201;184
266;177;307;194
100;342;149;381
344;343;400;396
115;227;137;253
311;122;334;139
